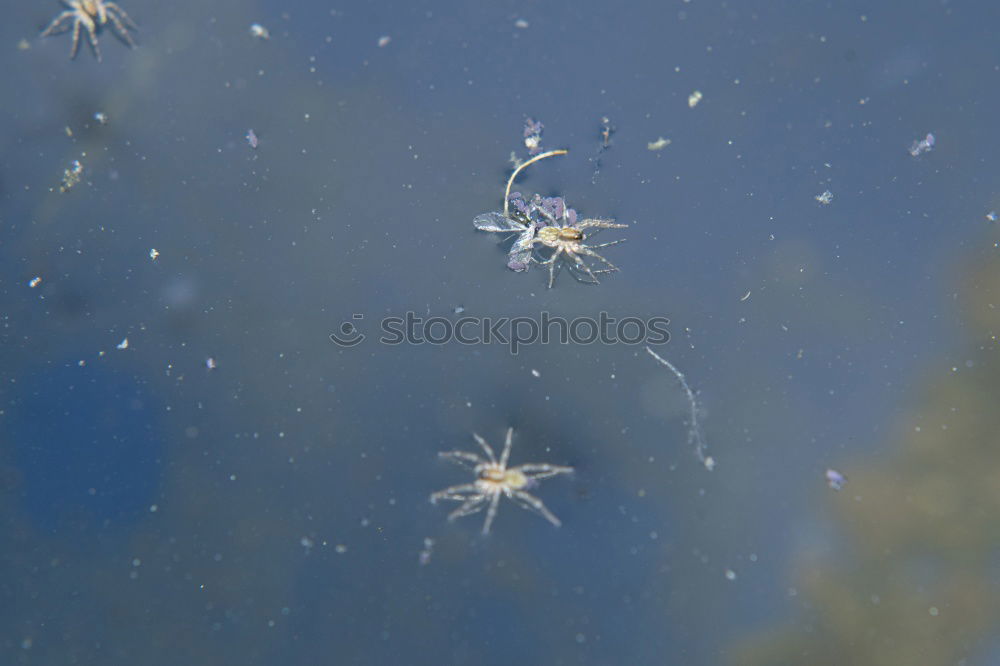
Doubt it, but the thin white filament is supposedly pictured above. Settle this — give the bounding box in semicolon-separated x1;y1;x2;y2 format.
645;346;714;471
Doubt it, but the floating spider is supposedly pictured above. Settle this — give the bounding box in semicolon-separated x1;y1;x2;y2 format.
430;427;573;535
473;148;627;286
474;149;569;271
530;215;628;289
41;0;137;62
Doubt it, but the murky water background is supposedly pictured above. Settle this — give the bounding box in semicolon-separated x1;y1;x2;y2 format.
3;1;1000;664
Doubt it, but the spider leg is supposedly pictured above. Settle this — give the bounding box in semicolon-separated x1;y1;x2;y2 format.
447;496;488;522
499;427;513;469
567;252;601;284
437;450;486;470
578;247;620;272
517;463;573;480
533;204;558;225
472;433;497;465
509;489;562;527
430;483;481;503
105;6;137;47
544;247;565;288
481;492;502;535
576;218;629;230
70;18;84;59
585;239;626;250
105;2;138;30
40;11;76;37
81;17;101;61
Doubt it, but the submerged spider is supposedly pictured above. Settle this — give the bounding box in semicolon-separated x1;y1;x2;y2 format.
430;427;573;535
530;217;628;289
41;0;137;62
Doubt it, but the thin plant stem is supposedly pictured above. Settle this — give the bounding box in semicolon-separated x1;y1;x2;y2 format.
503;149;568;216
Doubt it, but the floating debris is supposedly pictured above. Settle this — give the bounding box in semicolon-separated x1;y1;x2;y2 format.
645;346;713;470
377;35;392;48
599;116;613;148
28;276;42;288
740;289;751;302
94;111;108;125
149;248;159;261
986;211;996;222
523;117;544;155
725;568;737;581
591;116;614;183
453;305;465;314
514;18;529;29
815;190;833;205
647;137;671;151
205;357;217;370
246;129;259;149
688;90;704;108
249;23;270;40
908;132;935;157
59;160;83;193
117;337;129;350
825;468;846;491
531;369;541;378
418;537;434;566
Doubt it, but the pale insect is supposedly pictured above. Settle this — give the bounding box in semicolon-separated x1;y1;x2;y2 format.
430;427;573;535
473;149;568;271
41;0;137;62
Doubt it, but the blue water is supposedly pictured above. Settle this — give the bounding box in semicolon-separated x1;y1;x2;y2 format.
3;1;1000;664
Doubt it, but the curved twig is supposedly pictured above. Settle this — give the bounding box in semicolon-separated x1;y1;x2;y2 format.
503;149;568;216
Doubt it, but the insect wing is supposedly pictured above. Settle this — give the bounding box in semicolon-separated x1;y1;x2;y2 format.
506;229;536;272
474;211;523;233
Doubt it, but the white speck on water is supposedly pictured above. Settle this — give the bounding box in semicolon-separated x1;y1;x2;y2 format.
149;248;159;260
826;468;846;490
647;137;671;151
28;276;41;288
908;132;935;157
531;369;540;377
815;190;833;205
117;338;129;350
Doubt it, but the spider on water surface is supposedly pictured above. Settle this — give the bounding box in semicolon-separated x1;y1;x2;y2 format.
473;148;628;287
529;214;628;289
